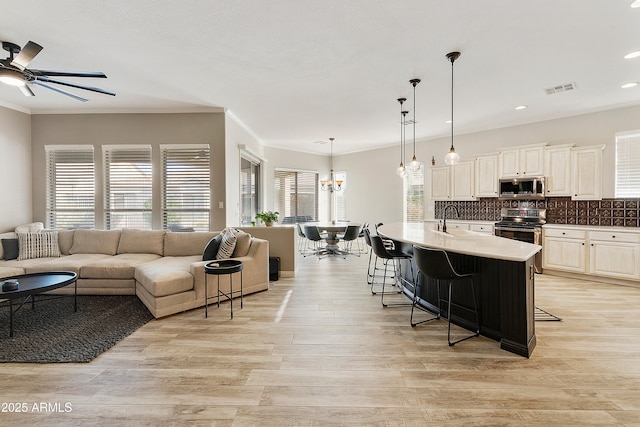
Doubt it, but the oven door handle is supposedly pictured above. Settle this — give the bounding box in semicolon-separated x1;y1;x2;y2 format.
495;226;539;233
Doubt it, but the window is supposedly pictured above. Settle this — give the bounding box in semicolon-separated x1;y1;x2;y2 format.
334;171;347;221
240;156;260;226
104;145;152;230
404;163;424;222
45;145;95;229
161;145;211;231
615;130;640;197
274;169;318;223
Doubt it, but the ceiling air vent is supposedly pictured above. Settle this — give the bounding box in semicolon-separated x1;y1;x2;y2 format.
544;82;577;95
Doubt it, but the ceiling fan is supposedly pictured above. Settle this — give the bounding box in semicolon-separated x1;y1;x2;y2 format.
0;40;115;102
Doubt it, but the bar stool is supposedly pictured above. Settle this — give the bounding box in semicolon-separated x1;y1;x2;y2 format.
369;234;414;307
412;245;480;346
364;228;394;286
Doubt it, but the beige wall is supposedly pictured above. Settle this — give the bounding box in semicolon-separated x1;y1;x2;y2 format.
30;112;227;230
0;106;32;232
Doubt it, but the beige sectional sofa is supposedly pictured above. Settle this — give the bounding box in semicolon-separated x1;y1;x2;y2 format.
0;227;269;318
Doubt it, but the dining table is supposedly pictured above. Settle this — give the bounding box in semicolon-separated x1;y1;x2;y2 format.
313;222;360;256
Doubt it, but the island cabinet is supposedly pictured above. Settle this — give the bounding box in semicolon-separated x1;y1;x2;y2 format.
378;222;539;358
589;230;640;280
430;161;475;201
542;227;587;273
499;144;547;178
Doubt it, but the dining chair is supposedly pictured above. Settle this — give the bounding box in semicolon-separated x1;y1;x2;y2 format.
340;225;361;257
303;225;327;258
412;245;480;346
296;223;313;256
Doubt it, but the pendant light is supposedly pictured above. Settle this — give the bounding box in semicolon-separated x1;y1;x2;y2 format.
396;97;408;177
408;78;421;172
445;51;461;166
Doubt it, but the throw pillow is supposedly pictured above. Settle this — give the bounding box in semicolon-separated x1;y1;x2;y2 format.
69;229;121;255
216;228;237;260
232;231;252;257
17;232;61;261
202;234;223;261
1;238;19;260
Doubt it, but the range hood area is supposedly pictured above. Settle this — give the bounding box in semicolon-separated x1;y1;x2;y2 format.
498;177;545;200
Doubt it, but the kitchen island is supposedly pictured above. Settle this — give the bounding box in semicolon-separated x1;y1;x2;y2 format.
378;222;542;357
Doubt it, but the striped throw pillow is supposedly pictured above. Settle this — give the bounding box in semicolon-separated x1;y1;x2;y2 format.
17;231;61;261
215;228;237;260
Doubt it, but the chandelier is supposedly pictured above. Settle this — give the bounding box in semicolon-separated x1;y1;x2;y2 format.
320;137;343;192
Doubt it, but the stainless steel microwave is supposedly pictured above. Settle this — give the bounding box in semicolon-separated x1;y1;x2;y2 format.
498;177;545;200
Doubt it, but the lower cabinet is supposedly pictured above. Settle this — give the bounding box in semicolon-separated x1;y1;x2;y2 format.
543;226;640;281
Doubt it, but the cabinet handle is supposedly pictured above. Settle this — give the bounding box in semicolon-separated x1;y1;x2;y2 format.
591;244;594;246
612;235;616;239
582;243;585;246
562;232;566;235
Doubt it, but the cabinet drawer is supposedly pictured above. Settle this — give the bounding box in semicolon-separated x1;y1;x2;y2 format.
470;224;494;234
544;228;586;239
589;231;640;243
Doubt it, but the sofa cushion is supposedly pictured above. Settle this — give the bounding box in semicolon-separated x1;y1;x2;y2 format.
135;256;199;297
23;254;112;275
1;238;19;260
17;231;61;261
216;228;237;259
69;229;121;255
81;253;161;279
164;231;218;257
57;230;76;255
202;234;223;261
117;229;166;255
232;231;252;257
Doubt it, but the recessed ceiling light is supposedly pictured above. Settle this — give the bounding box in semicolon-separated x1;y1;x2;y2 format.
624;51;640;59
621;82;639;89
632;0;640;8
515;105;527;110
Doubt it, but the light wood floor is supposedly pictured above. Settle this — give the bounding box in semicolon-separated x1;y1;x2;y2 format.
2;250;640;426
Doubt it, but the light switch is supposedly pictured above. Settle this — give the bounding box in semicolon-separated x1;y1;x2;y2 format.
218;201;224;209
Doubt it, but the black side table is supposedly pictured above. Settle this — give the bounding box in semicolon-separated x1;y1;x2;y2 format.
204;260;243;319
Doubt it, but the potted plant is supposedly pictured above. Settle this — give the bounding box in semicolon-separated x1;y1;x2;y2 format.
255;211;279;226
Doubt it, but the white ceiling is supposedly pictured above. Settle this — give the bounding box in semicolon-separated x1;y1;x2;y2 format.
1;0;639;155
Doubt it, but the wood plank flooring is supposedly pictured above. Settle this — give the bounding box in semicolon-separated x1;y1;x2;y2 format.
1;250;640;426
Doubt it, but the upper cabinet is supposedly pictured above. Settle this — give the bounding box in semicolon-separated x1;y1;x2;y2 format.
475;153;499;197
544;144;574;196
431;160;475;201
571;145;604;200
499;143;547;178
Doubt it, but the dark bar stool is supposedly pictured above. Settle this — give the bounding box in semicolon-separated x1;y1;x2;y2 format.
412;245;480;346
369;234;414;307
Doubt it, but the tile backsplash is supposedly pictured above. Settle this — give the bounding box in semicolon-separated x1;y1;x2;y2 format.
434;197;640;227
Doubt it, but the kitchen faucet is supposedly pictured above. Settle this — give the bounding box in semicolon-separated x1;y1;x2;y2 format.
442;204;459;233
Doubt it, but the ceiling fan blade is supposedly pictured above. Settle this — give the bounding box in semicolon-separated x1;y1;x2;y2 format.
32;80;88;102
18;84;35;97
30;69;107;78
10;41;43;70
34;76;115;96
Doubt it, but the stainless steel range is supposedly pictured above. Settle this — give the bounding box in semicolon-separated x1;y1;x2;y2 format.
494;207;546;273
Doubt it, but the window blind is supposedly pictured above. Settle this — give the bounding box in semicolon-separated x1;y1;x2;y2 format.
404;164;424;223
45;146;95;229
104;145;152;230
616;131;640;198
274;169;318;222
161;145;210;232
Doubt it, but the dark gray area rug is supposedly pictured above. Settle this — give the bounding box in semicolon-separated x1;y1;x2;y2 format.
0;295;153;363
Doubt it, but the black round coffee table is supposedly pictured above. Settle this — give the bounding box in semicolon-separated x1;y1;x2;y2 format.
204;260;243;319
0;271;78;337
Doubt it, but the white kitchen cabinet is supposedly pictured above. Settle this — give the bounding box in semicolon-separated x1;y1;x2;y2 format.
430;161;475;201
475;154;499;197
499;144;547;178
589;231;640;280
542;227;587;273
430;166;450;201
544;145;573;196
571;145;604;200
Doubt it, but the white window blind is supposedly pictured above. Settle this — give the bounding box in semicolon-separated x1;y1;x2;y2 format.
334;171;347;221
161;145;211;231
274;169;318;223
616;131;640;198
404;163;424;223
45;145;95;229
104;145;152;230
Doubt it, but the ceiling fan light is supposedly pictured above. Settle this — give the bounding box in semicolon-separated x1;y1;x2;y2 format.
0;69;26;87
444;148;460;165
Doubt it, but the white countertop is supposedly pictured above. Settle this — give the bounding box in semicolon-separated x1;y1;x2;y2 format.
378;222;541;262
